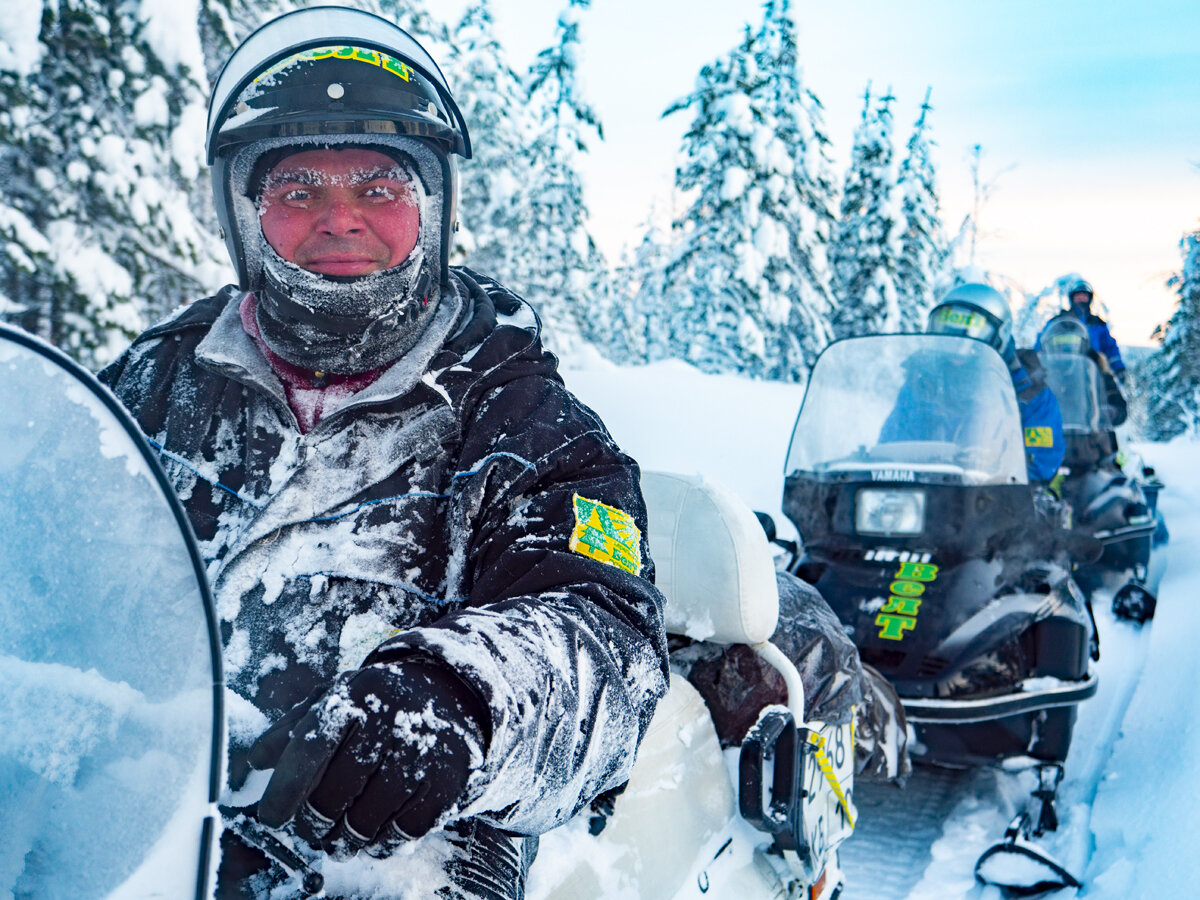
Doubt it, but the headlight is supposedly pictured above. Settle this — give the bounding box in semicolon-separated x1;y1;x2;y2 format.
856;488;926;536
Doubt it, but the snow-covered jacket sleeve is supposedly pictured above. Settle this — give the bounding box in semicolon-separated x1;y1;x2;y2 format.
365;364;669;835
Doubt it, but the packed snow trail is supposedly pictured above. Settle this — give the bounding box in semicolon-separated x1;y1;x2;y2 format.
838;766;973;900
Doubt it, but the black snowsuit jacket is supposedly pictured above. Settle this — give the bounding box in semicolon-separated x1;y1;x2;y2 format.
100;268;669;899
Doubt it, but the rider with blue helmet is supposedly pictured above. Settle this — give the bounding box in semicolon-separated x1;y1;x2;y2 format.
926;284;1066;484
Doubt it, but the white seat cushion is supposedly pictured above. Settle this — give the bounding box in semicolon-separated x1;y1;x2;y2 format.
641;471;779;645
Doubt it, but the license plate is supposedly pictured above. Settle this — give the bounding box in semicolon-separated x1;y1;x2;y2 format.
798;718;857;865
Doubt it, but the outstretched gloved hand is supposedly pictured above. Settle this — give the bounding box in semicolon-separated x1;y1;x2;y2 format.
248;658;488;857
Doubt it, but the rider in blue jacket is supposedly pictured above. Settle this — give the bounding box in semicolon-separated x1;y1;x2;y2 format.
1037;279;1126;376
927;284;1066;484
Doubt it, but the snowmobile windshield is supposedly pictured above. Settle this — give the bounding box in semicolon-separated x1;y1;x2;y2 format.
1041;354;1110;434
0;326;221;900
785;334;1027;486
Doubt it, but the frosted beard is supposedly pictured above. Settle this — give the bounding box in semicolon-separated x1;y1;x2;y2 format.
255;237;438;374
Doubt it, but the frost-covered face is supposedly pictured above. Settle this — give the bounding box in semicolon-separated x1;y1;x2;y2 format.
258;148;420;277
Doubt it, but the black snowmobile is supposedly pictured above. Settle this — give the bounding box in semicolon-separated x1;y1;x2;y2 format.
0;323;223;899
779;332;1098;893
1039;316;1168;623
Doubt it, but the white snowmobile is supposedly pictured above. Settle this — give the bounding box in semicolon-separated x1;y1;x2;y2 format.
779;332;1099;895
0;323;855;899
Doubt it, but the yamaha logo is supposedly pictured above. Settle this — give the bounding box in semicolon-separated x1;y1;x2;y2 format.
870;469;915;482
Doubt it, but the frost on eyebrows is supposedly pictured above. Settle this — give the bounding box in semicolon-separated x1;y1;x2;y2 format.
256;160;421;216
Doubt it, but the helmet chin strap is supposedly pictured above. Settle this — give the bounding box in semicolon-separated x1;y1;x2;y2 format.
254;237;437;374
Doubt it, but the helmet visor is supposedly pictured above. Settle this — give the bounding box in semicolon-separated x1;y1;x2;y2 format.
1042;319;1089;355
928;305;999;345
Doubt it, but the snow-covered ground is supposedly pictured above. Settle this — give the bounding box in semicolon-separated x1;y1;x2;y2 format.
559;354;1197;898
1083;438;1198;897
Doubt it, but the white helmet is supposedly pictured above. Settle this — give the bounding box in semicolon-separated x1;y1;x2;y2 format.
926;283;1013;353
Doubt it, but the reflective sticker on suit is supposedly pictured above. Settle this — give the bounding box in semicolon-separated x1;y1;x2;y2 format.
570;494;643;576
1024;426;1054;448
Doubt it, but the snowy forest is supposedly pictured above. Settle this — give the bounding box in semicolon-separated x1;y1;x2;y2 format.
0;0;1197;437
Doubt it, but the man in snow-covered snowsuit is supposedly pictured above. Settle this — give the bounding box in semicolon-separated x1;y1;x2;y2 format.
1037;279;1126;377
100;8;667;898
924;283;1066;484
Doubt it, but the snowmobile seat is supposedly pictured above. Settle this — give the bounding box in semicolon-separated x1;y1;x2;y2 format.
641;470;808;719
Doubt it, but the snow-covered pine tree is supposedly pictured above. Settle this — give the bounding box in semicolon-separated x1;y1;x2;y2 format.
661;29;769;375
446;0;535;282
829;85;903;339
1143;228;1200;439
895;88;948;332
0;1;227;369
609;208;675;365
662;0;835;381
517;0;605;356
751;0;836;376
628;211;675;364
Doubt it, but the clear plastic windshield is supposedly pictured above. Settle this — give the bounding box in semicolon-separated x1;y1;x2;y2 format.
1041;354;1110;433
785;334;1027;485
0;330;220;900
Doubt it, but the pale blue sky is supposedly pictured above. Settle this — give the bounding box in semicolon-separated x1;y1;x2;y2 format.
438;0;1200;345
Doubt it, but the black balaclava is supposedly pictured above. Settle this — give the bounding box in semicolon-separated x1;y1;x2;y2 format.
238;135;446;374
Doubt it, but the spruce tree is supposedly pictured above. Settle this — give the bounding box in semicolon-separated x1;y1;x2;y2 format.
447;0;535;282
661;29;764;375
662;0;835;381
518;0;605;356
1144;229;1200;439
895;88;947;332
611;209;678;365
751;0;836;375
830;85;903;339
0;1;227;369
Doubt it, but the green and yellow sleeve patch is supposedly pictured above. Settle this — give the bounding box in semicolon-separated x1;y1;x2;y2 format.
1024;426;1054;448
569;494;643;576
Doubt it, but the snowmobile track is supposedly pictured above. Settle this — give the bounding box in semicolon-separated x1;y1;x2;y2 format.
838;765;973;900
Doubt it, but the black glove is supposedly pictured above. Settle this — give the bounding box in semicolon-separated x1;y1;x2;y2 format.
248;659;488;856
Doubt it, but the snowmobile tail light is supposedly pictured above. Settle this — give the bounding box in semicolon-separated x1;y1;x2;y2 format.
856;488;926;536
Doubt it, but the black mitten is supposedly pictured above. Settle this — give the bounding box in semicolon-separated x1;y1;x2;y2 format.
248;659;488;855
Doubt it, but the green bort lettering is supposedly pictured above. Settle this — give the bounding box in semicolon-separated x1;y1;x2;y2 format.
894;561;938;582
875;613;917;640
880;595;921;616
875;560;939;641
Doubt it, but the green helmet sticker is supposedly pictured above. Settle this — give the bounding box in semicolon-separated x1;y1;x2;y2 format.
255;46;414;85
930;305;997;342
